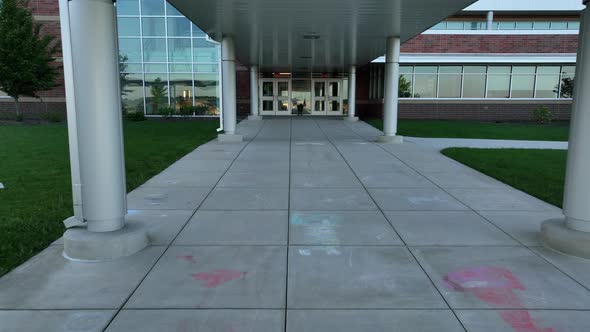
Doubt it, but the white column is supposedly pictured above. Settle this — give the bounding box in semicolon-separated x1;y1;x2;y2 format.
345;65;359;122
542;1;590;258
248;65;262;120
218;35;243;142
69;0;126;233
486;11;494;31
61;0;148;261
377;36;403;143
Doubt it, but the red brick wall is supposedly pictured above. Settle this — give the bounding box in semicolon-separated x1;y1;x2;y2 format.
357;100;572;121
29;0;60;16
402;34;579;54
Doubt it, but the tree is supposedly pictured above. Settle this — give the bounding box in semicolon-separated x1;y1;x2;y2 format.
555;77;574;99
150;77;168;113
119;55;133;98
0;0;59;119
399;76;412;98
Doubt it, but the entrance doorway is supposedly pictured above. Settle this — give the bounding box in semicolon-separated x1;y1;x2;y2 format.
259;78;344;116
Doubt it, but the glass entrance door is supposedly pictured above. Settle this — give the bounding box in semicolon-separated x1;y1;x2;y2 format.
312;80;327;115
312;79;342;115
259;79;291;116
260;77;343;116
260;80;275;116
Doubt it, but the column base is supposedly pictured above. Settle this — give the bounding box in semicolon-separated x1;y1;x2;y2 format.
376;135;404;144
218;133;243;143
248;115;263;121
63;222;149;261
344;116;359;122
541;218;590;259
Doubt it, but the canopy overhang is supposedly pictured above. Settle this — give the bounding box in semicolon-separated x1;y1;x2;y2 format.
168;0;477;72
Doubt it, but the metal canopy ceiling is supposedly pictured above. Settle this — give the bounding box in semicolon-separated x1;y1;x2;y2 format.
168;0;476;72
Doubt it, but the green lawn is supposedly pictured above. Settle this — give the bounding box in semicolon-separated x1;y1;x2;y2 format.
366;119;570;141
442;148;567;208
0;120;219;277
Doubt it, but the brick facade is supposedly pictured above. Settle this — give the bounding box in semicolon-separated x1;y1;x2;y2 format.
402;34;579;54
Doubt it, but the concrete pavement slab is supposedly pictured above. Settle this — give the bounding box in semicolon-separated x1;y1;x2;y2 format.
369;188;469;211
126;246;287;309
384;211;518;246
0;246;164;309
289;211;402;245
127;187;210;210
479;211;564;246
106;309;284;332
286;310;464;332
412;246;590;309
288;246;446;309
291;188;378;211
175;210;288;245
201;188;289;210
0;310;115;332
456;310;590;332
447;189;559;211
126;209;194;245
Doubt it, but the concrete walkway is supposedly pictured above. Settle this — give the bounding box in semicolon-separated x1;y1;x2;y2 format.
2;118;590;331
405;136;569;150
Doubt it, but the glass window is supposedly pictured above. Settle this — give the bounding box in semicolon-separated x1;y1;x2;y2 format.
142;38;167;62
120;63;142;73
121;73;144;113
194;64;219;73
167;17;191;37
534;22;551;30
399;66;413;98
169;63;192;72
144;63;167;73
536;66;560;98
446;21;464;30
550;22;568;30
431;22;446;30
497;22;516;30
193;39;218;62
142;17;165;36
118;38;142;62
511;66;535;98
144;74;169;115
487;66;511;98
165;2;183;16
168;38;192;62
516;22;533;30
141;0;164;16
568;22;581;30
413;67;437;98
117;0;139;16
169;73;193;111
192;25;207;37
463;66;486;98
438;66;462;98
195;74;220;115
466;22;485;30
118;17;140;37
560;66;576;98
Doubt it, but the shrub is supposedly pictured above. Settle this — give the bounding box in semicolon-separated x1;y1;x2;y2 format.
533;106;553;125
179;105;195;117
159;107;175;119
195;105;209;115
15;114;23;122
126;111;146;121
41;111;64;123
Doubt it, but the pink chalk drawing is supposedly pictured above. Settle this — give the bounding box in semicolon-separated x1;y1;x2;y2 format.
176;255;197;264
191;269;247;288
443;266;554;332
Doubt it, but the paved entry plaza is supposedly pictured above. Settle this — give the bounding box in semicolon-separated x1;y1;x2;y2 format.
2;118;590;331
